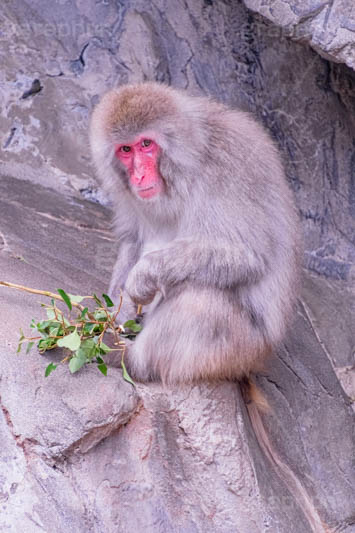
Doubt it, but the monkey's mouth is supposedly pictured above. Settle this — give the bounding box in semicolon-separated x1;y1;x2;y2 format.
136;185;160;199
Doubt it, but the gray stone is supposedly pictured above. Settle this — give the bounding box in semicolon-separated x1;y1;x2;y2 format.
244;0;355;70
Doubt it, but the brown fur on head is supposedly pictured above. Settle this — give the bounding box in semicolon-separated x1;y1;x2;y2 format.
90;82;213;185
97;83;177;140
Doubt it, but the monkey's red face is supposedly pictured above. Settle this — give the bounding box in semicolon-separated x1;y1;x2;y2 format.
115;137;164;200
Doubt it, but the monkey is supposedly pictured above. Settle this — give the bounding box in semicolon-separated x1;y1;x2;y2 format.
90;81;301;386
89;83;331;533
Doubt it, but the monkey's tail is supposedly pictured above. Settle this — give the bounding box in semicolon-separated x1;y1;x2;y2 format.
240;377;332;533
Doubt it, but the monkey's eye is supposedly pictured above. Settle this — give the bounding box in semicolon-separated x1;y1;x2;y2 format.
121;146;131;153
141;139;152;148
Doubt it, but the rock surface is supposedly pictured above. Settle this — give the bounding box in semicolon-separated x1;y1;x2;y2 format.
244;0;355;70
0;1;354;532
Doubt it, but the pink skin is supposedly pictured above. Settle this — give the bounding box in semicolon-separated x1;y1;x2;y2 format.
115;136;164;199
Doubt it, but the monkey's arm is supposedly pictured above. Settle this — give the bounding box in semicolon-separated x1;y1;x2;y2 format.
109;240;141;320
125;238;267;305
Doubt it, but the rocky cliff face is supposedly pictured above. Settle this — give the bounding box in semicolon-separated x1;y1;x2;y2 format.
245;0;355;70
0;1;354;532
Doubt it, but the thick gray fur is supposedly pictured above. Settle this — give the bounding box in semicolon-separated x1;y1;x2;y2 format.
90;82;301;385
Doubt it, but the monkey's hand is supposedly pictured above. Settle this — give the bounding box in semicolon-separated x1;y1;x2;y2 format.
125;257;158;305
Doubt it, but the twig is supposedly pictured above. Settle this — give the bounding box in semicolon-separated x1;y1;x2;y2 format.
0;281;89;310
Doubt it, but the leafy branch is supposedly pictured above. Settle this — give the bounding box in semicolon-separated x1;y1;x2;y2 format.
1;281;141;384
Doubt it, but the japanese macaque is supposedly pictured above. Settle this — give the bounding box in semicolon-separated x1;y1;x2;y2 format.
90;82;301;385
90;87;329;531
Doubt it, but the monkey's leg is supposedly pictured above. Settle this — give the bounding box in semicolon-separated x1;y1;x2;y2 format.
127;287;269;384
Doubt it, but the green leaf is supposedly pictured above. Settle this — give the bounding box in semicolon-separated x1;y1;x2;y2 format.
37;319;55;333
49;325;61;337
123;320;142;333
57;289;72;311
123;320;136;328
121;360;135;386
102;293;114;307
38;337;57;352
98;341;112;355
46;308;56;320
69;355;86;373
80;307;89;319
45;363;58;377
68;294;85;304
93;309;107;321
98;363;108;376
57;330;81;351
26;341;34;354
37;339;47;351
82;322;100;335
17;329;25;353
93;293;104;307
30;318;36;328
96;356;104;364
76;338;98;361
82;323;93;335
